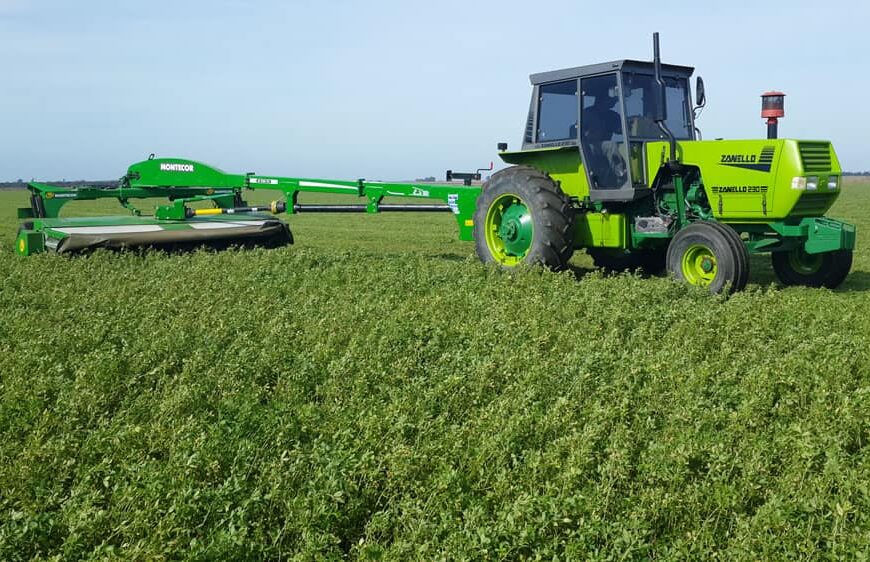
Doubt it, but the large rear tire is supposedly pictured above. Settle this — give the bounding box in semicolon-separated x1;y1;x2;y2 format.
473;166;574;270
666;221;747;293
771;248;852;289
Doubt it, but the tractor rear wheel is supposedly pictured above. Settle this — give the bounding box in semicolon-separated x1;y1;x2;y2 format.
666;221;747;293
771;248;852;289
474;166;574;270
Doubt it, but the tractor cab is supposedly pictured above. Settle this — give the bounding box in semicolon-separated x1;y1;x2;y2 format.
521;60;696;202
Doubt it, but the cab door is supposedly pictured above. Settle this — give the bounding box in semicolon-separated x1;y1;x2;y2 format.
580;73;631;197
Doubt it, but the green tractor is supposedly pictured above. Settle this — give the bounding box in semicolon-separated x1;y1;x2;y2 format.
15;34;855;293
475;33;855;292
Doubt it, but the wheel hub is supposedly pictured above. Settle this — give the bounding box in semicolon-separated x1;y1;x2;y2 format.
484;194;533;265
787;247;824;275
500;221;518;241
681;244;718;286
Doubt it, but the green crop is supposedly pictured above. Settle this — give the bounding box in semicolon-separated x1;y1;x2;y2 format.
1;183;869;560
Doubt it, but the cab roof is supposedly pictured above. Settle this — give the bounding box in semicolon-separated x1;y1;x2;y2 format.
530;59;695;86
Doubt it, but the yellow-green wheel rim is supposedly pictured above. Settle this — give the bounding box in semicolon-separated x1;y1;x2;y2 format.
681;244;717;286
484;193;533;266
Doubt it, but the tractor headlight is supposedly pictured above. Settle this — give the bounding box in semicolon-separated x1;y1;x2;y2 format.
791;176;807;190
827;176;840;190
806;176;819;191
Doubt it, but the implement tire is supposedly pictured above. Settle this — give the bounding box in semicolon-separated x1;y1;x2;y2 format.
771;248;853;289
666;221;746;293
474;166;574;270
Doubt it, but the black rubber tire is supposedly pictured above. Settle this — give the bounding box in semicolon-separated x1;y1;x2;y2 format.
824;250;854;288
587;247;666;275
771;248;853;289
705;222;750;292
473;166;575;270
666;221;746;294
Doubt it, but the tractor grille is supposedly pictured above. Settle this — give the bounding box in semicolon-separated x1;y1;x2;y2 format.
798;142;832;172
791;192;836;216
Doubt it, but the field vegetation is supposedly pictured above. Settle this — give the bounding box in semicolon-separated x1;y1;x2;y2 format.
1;181;869;559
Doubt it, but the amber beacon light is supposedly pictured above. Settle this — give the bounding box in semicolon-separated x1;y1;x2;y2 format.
761;91;785;139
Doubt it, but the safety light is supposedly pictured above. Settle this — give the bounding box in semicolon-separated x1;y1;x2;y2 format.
827;176;840;190
761;91;785;139
806;176;819;191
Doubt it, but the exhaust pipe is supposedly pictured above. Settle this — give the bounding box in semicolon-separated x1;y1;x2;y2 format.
653;32;678;169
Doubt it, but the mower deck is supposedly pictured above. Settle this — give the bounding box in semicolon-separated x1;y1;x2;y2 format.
20;214;292;254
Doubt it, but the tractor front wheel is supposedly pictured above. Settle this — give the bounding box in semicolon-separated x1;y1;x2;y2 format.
771;248;852;289
666;221;748;293
473;166;574;270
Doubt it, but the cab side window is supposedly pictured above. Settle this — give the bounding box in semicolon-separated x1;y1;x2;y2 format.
623;73;692;139
537;80;578;142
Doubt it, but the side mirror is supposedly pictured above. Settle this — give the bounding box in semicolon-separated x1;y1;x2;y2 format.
696;76;706;107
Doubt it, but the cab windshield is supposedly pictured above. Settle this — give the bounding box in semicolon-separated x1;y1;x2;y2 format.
622;73;693;139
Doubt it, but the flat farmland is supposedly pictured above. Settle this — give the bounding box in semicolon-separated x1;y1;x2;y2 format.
1;181;869;559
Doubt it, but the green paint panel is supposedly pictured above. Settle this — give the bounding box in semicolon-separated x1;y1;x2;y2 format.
127;158;248;189
16;230;43;256
499;146;589;200
644;139;842;220
576;213;626;248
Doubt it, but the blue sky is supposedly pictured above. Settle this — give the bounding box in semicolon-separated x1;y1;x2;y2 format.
1;0;868;181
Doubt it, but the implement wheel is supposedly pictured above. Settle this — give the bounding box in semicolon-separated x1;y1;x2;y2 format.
474;166;574;270
771;248;852;289
666;221;748;293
